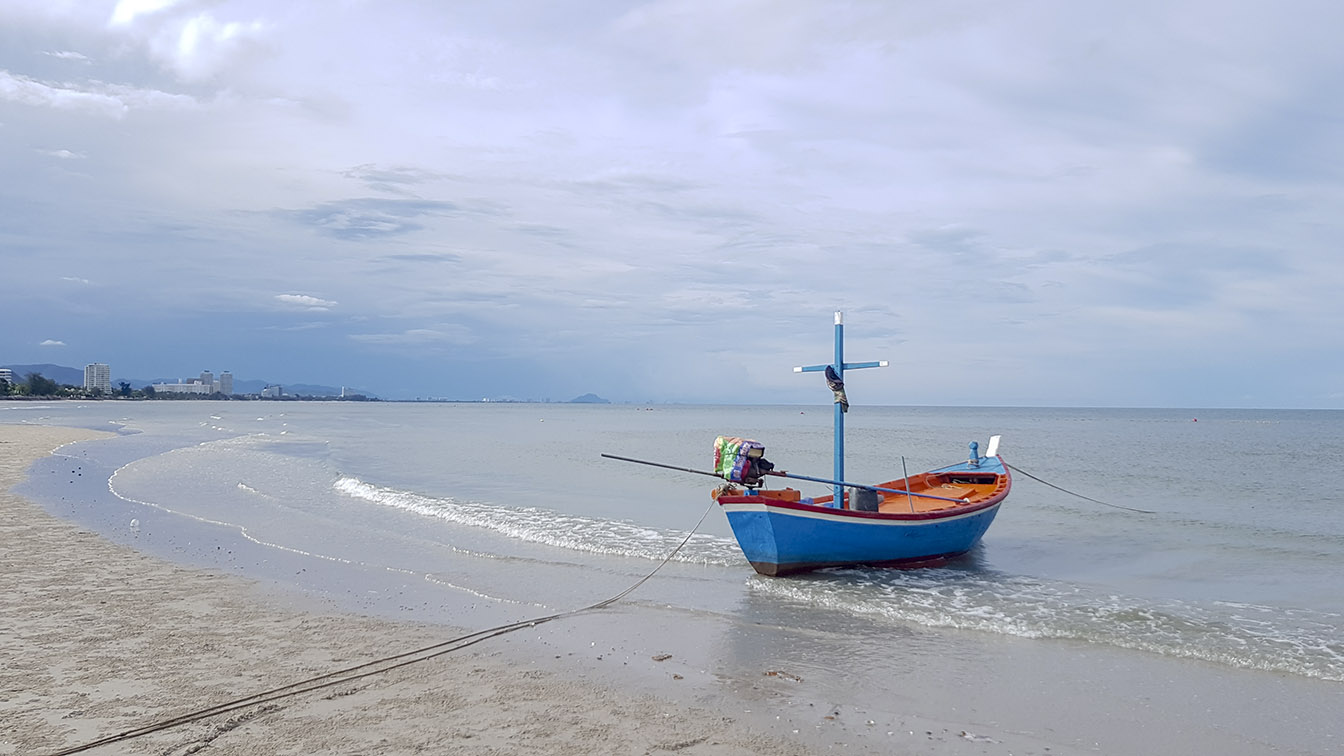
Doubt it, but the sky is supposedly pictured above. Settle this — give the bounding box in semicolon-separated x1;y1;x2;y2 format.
2;1;1342;407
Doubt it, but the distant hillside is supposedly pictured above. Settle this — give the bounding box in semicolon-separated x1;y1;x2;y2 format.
570;393;610;404
1;364;84;385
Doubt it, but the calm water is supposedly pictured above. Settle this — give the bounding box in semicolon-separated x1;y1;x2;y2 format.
8;401;1344;689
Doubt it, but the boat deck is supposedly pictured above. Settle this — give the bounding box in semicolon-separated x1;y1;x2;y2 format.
875;482;990;514
804;471;1009;514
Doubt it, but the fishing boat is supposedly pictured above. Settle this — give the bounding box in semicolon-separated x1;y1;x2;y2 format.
712;311;1012;575
713;436;1011;576
603;312;1012;576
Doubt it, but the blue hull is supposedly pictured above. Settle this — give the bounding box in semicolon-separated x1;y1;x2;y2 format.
719;457;1009;575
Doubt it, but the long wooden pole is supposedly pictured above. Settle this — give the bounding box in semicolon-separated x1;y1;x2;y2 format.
599;453;969;503
901;456;915;512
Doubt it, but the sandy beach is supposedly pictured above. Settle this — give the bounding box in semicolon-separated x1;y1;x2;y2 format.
1;425;817;756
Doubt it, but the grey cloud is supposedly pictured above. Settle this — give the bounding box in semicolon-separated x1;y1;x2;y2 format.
907;226;983;258
1095;243;1289;309
379;253;461;263
349;326;476;347
280;198;458;240
1110;244;1286;275
343;164;442;186
571;174;703;196
513;223;574;242
1202;88;1344;182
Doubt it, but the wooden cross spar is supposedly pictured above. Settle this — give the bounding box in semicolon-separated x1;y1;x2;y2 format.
793;311;888;502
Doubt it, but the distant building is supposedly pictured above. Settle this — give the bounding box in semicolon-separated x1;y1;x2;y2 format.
0;368;13;384
261;385;282;398
152;380;211;395
200;370;214;391
84;363;111;393
219;371;233;395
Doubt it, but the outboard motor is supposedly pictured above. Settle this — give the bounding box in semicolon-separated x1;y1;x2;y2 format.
742;455;775;487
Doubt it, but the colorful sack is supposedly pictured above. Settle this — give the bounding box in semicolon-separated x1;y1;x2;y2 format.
714;436;765;484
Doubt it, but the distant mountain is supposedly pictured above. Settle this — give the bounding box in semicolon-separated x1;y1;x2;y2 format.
570;393;610;404
284;383;374;398
2;364;85;386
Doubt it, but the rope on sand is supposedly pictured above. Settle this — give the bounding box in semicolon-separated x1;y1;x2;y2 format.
43;499;719;756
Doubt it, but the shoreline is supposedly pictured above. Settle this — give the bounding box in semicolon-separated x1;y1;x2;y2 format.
1;425;818;755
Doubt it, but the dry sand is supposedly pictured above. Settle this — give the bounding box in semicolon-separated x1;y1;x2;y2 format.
1;425;817;756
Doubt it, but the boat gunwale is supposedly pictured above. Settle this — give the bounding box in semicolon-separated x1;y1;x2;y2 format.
717;491;1007;522
717;460;1012;522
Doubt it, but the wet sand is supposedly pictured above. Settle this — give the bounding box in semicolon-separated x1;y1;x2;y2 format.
1;425;817;755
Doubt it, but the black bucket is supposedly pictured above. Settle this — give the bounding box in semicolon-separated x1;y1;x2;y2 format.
852;488;879;512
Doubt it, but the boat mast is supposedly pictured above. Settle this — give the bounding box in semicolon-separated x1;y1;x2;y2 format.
794;312;887;502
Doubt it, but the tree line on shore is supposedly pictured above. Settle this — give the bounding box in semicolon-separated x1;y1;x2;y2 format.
0;372;372;401
2;371;177;399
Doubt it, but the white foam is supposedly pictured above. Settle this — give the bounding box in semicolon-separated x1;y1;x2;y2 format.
752;570;1344;682
332;475;742;567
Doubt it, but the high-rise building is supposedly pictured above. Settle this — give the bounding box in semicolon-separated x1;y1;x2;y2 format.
200;370;214;390
219;371;233;395
84;363;111;393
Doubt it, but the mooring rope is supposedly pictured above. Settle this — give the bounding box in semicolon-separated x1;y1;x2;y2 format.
1003;462;1155;514
44;499;719;756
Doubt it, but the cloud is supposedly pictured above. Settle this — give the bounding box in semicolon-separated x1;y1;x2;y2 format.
280;198;459;240
349;327;475;346
2;2;1343;406
342;164;439;197
0;70;197;118
343;164;442;188
105;1;271;82
379;253;460;264
262;321;330;332
43;51;91;62
170;13;269;81
109;0;185;26
0;70;128;117
274;293;336;311
39;339;67;347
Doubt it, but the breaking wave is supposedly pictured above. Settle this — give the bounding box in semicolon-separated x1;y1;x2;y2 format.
332;475;743;567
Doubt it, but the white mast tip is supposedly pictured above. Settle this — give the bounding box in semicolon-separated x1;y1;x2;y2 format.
834;312;843;324
792;366;803;372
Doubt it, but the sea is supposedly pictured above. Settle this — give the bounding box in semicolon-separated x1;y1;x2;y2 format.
6;401;1343;754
